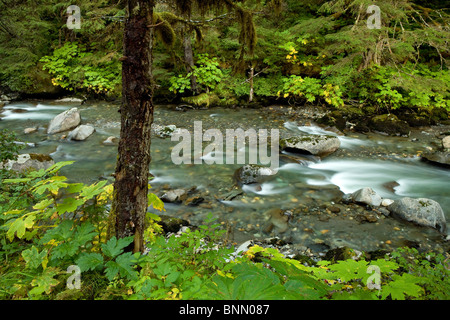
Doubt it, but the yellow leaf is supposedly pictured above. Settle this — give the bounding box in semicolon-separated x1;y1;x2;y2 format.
283;93;289;98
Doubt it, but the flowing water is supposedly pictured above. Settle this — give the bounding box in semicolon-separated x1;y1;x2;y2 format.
1;100;449;253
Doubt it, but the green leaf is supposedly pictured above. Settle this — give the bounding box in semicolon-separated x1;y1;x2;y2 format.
101;236;134;259
76;252;104;272
381;274;423;300
22;246;48;270
6;214;36;241
56;197;85;215
79;180;108;200
148;193;165;212
29;267;60;296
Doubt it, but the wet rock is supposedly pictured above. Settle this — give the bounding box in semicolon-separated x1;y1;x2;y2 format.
263;208;292;234
381;199;394;207
388;197;447;234
0;153;54;172
356;211;378;223
47;107;81;134
351;187;382;207
324;246;361;262
382;181;399;193
24;127;38;134
103;136;118;145
317;111;346;132
421;151;450;168
161;189;187;203
368;114;410;137
151;123;179;138
11;108;28;114
56;97;84;103
279;135;341;157
184;196;204;206
157;215;190;234
233;164;276;185
328;206;341;213
67;125;95;141
218;188;244;201
442;136;450;150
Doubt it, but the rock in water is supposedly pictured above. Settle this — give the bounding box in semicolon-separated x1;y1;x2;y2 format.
234;164;276;185
421;151;450;168
161;189;187;203
68;125;95;141
279;135;340;157
388;197;447;234
351;187;382;207
0;153;54;172
151;123;179;138
103;136;118;145
443;136;450;150
47;108;81;134
24;127;38;134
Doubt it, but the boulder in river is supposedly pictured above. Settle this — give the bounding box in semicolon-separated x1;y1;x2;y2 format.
388;197;447;234
0;153;54;173
421;151;450;168
160;189;187;203
103;136;118;145
234;164;276;185
368;114;410;137
351;187;382;207
24;127;38;134
279;135;340;157
67;125;95;141
47;107;81;134
442;136;450;150
151;123;179;138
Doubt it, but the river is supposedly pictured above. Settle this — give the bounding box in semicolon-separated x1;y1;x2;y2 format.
1;100;449;254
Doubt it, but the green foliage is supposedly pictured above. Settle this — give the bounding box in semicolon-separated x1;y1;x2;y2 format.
0;162;449;300
279;75;344;108
169;54;223;94
0;129;25;167
40;42;121;95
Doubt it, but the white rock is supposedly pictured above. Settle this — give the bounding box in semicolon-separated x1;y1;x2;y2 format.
56;97;84;103
24;127;38;134
381;199;394;207
68;125;95;141
103;136;118;145
47;108;81;134
443;136;450;150
351;187;382;207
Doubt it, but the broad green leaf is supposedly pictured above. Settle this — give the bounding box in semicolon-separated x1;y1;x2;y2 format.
101;236;134;259
45;161;75;175
148;193;165;211
6;214;36;241
29;267;60;296
33;198;54;210
80;180;108;200
22;246;48;270
56;197;85;215
76;252;104;272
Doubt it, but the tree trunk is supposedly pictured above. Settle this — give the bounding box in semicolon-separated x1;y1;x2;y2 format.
183;32;198;94
109;0;155;253
249;67;254;102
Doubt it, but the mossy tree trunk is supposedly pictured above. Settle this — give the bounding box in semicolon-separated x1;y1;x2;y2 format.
110;0;155;253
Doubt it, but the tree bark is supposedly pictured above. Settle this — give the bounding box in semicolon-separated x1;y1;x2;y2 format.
109;0;155;253
183;31;198;94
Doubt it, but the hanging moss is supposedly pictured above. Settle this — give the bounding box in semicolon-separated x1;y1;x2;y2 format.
153;13;176;47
